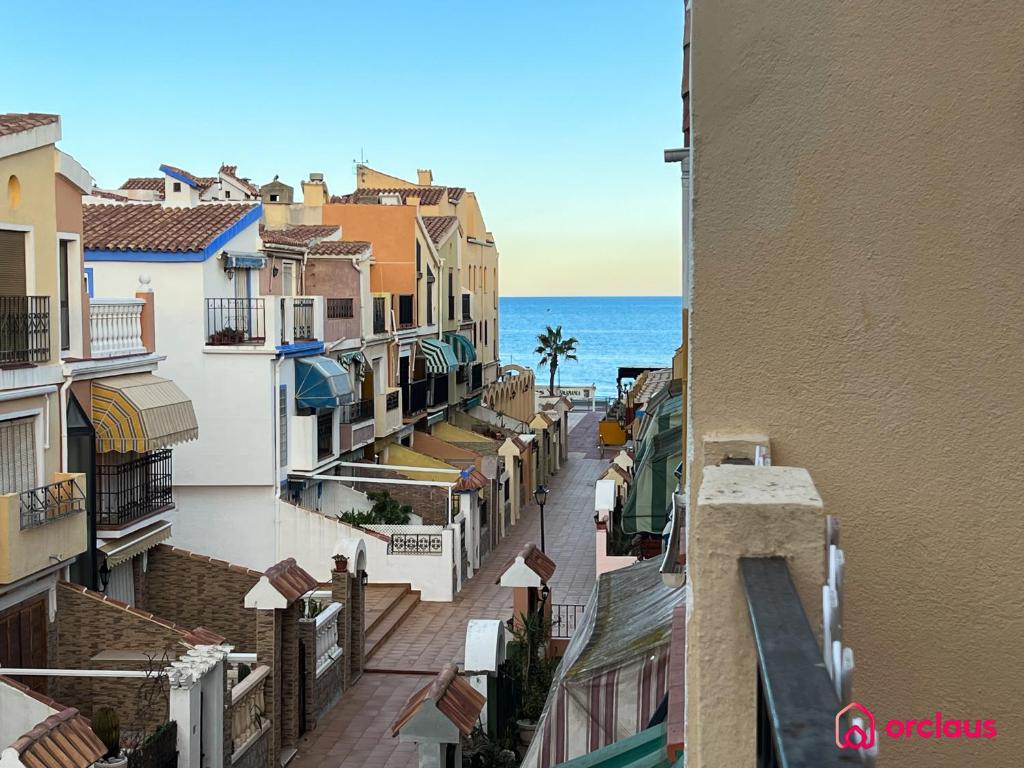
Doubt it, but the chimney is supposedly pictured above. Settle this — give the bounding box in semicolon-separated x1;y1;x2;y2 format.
417;169;433;186
302;173;328;206
406;195;421;209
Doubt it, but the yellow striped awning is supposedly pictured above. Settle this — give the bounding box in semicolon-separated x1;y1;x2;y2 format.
92;373;199;453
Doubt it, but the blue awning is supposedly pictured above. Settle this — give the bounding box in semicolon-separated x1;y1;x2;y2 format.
295;355;353;409
223;252;267;270
444;332;477;364
421;338;458;374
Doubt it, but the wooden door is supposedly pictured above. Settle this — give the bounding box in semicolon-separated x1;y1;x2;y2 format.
0;597;49;694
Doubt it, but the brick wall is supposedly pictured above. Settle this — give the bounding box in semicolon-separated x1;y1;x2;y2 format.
254;610;279;768
298;619;343;731
138;546;261;651
349;576;364;680
232;728;270;768
53;583;186;730
331;568;352;691
280;603;301;750
346;464;452;525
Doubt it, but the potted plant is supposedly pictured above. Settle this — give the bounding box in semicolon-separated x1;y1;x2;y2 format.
92;707;128;768
510;610;554;749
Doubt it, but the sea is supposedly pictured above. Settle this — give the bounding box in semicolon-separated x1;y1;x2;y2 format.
499;296;683;399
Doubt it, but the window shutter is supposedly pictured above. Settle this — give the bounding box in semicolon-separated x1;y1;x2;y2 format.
0;230;27;295
0;417;37;493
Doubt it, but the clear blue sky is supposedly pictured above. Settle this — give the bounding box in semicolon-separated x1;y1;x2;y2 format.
8;1;684;296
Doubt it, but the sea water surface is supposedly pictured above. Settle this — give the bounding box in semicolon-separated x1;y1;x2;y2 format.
499;296;682;398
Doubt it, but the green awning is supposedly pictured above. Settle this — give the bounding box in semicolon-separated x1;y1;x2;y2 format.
427;410;446;426
622;425;683;535
337;350;368;381
444;331;477;363
554;723;678;768
421;338;458;374
295;355;353;409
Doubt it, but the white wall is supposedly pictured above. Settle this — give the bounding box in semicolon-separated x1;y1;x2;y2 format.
0;683;57;746
171;485;277;570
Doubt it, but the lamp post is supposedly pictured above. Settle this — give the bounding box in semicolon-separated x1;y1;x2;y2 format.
534;484;549;553
98;559;111;593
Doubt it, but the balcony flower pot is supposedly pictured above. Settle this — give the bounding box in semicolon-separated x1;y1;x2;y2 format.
516;718;537;748
96;756;128;768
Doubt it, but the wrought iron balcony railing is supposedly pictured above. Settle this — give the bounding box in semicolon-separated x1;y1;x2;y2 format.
403;378;428;415
205;298;265;345
388;533;443;555
386;390;400;411
317;411;334;460
429;374;449;407
551;603;586;639
19;477;85;530
341;398;374;423
292;297;315;341
96;449;172;528
1;295;50;365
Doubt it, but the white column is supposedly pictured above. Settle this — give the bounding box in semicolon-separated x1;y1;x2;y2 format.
169;674;201;768
200;655;225;768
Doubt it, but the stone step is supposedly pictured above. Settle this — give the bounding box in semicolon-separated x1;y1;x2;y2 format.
365;584;411;634
365;591;421;661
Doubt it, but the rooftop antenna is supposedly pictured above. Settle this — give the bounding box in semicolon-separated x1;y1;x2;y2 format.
352;148;369;174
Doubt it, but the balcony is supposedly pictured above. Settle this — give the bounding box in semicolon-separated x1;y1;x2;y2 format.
0;295;50;365
403;378;428;416
340;398;374;423
374;387;402;437
461;293;472;321
340;400;375;453
372;296;387;335
429;374;449;407
290;411;338;472
206;298;266;345
293;297;315;340
279;296;325;345
96;450;173;529
89;298;147;358
0;473;87;584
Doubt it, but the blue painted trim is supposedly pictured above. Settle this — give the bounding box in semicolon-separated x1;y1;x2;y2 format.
84;204;263;264
276;341;325;358
83;267;94;297
159;164;199;189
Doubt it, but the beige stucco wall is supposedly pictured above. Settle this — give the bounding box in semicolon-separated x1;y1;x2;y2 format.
687;2;1024;765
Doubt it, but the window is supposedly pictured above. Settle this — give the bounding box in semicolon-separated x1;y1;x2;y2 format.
224;190;231;199
327;298;354;319
448;271;455;320
59;240;70;351
279;385;288;467
0;417;37;494
270;193;280;202
282;261;294;296
426;267;434;326
484;320;488;346
398;294;414;327
416;241;422;274
172;182;181;193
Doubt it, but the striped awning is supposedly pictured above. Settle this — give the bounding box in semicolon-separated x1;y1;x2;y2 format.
92;374;199;453
296;355;354;409
99;521;172;567
337;350;369;381
444;332;476;364
421;338;458;375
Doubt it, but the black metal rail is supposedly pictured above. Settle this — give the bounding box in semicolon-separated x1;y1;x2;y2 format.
0;295;50;364
20;477;86;530
292;297;315;340
551;603;585;639
205;298;265;345
96;450;172;528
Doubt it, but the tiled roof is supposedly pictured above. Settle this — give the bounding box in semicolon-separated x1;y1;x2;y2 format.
309;239;371;256
8;707;106;768
496;542;557;585
161;164;218;192
89;188;133;202
261;224;340;247
331;186;465;206
183;626;228;646
220;164;259;196
84;202;258;252
0;113;59;138
264;558;320;604
390;663;485;737
453;467;489;492
422;215;459;245
164;545;264;578
120;177;164;192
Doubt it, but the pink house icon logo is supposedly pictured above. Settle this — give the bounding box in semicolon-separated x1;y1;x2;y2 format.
836;702;876;749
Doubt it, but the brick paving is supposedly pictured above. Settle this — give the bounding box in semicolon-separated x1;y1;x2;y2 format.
292;416;606;768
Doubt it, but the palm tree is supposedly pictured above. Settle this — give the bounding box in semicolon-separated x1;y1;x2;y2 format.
535;325;579;394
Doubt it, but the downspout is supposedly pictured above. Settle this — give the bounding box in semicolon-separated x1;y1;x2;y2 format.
273;355;284;563
59;377;72;470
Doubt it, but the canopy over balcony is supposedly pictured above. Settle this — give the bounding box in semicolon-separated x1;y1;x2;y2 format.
420;338;458;375
337;350;369;381
444;331;477;363
92;374;199;453
295;355;353;409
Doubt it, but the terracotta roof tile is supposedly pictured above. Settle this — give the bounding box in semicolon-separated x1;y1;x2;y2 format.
9;708;106;768
57;581;197;642
390;663;485;737
309;239;371;257
0;675;65;711
422;215;459;245
0;113;59;138
160;164;218;192
120;177;164;192
331;185;465;206
165;545;263;578
261;224;340;247
453;467;489;492
220;164;259;196
183;626;228;646
264;558;320;604
84;202;258;252
89;188;133;202
496;542;557;584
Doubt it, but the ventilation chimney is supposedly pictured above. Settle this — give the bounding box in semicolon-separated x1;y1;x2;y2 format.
417;169;433;186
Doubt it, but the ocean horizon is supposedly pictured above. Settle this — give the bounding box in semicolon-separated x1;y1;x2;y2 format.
499;295;682;398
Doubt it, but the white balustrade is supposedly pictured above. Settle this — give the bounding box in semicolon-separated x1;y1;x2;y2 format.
230;664;270;758
89;298;146;358
314;602;343;677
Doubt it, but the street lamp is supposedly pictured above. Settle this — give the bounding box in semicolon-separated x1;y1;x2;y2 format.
98;559;111;593
534;484;549;553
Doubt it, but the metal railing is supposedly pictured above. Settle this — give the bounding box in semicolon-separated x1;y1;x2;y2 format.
461;294;472;321
0;295;50;364
397;294;415;329
471;362;483;391
326;298;354;319
372;297;386;334
386;390;400;411
341;398;374;423
317;411;334;460
430;374;449;406
205;298;265;345
403;378;428;415
388;533;443;555
456;366;468;384
292;297;315;341
19;477;85;530
89;298;146;358
551;603;585;639
741;558;861;768
96;449;172;527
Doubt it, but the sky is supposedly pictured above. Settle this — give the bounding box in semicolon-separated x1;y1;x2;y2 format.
8;1;684;297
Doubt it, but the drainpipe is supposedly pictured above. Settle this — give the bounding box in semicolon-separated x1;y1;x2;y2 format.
59;377;72;470
273;356;284;562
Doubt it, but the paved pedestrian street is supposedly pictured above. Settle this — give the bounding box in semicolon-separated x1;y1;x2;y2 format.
292;412;607;768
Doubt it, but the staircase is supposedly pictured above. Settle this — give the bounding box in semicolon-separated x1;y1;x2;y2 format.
364;583;421;662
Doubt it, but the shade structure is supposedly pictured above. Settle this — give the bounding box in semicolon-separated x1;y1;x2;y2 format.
99;521;172;567
444;331;477;363
622;393;684;535
421;338;458;374
295;355;353;409
92;374;199;453
337;350;368;381
553;723;678;768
